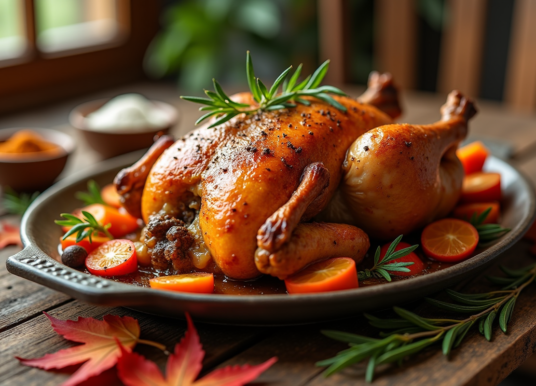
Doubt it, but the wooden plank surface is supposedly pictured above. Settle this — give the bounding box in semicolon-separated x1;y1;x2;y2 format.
438;0;487;97
374;0;417;89
1;82;536;386
317;0;346;84
505;0;536;111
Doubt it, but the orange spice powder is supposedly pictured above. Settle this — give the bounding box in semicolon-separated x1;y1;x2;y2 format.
0;130;62;156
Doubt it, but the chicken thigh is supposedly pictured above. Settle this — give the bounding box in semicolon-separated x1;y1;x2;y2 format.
320;91;477;239
115;73;400;280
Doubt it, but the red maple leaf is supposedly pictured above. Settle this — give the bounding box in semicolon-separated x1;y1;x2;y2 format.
117;313;277;386
0;221;21;249
17;313;142;386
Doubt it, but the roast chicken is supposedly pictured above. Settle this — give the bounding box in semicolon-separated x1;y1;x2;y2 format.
115;73;476;281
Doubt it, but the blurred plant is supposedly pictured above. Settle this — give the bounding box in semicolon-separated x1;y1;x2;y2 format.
2;189;39;216
144;0;318;92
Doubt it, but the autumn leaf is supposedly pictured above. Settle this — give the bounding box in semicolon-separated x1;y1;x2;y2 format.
0;221;21;249
17;312;165;386
117;313;277;386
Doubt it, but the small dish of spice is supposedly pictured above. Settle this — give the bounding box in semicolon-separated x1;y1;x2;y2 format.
70;94;178;159
0;128;74;192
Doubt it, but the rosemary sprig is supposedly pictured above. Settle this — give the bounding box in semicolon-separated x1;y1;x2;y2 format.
55;211;113;243
2;189;39;216
469;207;510;245
318;263;536;382
75;180;107;206
181;51;347;128
358;235;418;282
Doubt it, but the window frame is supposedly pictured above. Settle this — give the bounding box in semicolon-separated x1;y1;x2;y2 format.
0;0;159;115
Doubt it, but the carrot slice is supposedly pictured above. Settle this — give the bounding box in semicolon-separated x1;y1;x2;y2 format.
453;202;500;224
60;233;111;253
101;184;122;208
379;241;425;277
421;219;479;262
85;239;137;277
63;204;139;238
284;257;358;294
149;273;215;294
461;172;501;203
457;141;489;175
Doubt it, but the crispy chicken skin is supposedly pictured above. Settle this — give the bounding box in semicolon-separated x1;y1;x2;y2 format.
320;91;477;239
256;222;370;279
138;93;392;279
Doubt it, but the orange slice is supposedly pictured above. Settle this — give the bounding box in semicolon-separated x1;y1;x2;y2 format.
284;257;358;294
421;219;479;262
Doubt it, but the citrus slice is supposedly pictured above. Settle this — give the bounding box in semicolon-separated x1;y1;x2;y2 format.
284;257;358;294
461;172;501;203
421;219;479;262
379;241;425;276
85;239;137;276
149;273;214;294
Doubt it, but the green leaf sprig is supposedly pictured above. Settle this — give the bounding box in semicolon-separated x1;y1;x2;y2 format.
469;207;510;245
318;263;536;382
2;189;39;216
181;51;347;129
55;211;113;243
358;235;418;282
75;180;107;207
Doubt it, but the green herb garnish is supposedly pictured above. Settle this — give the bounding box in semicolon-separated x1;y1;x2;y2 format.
358;235;418;282
2;189;39;216
76;180;106;206
55;211;113;243
469;207;510;245
318;262;536;382
181;51;347;128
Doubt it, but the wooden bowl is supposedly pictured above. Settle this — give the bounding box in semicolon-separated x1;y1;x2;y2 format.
0;128;74;192
6;154;536;325
69;98;178;159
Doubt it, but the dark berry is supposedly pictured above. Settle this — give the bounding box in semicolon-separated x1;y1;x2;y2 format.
62;245;88;268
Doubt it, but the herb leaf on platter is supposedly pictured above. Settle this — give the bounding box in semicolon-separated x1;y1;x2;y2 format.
358;235;418;282
55;211;113;242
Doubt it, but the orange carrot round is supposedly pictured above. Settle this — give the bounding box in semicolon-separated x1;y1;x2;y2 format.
461;172;501;203
453;202;500;224
60;233;111;253
149;273;215;294
101;184;122;208
457;141;489;175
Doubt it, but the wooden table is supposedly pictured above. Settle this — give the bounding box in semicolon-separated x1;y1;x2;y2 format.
1;83;536;386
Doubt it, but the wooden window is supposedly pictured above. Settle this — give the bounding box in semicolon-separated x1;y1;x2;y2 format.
0;0;159;115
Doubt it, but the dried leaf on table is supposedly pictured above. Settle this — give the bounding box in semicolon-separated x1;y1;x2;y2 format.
16;313;150;386
117;313;277;386
0;221;21;249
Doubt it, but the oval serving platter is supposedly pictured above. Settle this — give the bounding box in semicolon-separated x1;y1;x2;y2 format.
6;151;536;326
